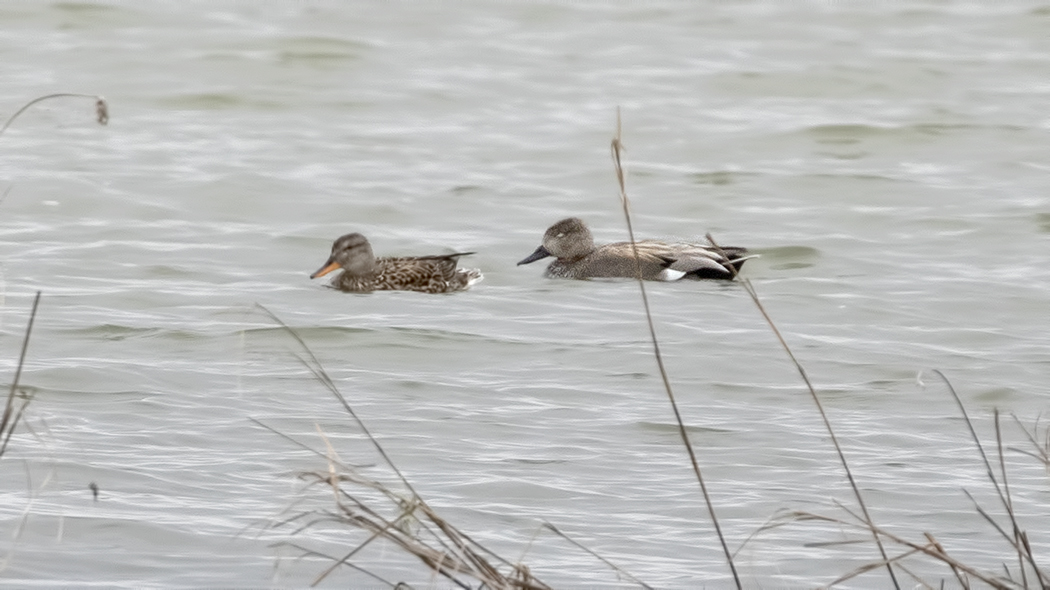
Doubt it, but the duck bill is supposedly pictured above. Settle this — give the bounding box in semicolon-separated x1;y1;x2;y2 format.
310;258;342;279
517;245;552;266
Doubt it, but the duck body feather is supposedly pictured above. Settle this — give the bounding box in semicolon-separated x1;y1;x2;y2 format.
311;233;481;294
545;240;749;281
333;254;481;293
519;217;750;281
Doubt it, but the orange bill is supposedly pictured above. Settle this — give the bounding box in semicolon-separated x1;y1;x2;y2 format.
310;258;342;279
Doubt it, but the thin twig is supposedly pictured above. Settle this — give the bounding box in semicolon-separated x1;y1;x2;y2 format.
963;490;1050;587
0;292;42;458
308;426;430;588
929;370;1050;586
1009;414;1049;468
931;370;1004;499
709;225;899;583
819;504;1013;589
272;541;400;587
825;543;928;587
253;305;554;589
610;109;741;589
994;411;1028;588
254;304;418;496
542;521;656;590
0;93;108;138
924;532;970;590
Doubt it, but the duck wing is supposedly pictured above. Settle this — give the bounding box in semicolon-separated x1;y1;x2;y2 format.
374;254;481;292
403;252;475;261
642;242;750;280
378;256;455;281
576;242;674;279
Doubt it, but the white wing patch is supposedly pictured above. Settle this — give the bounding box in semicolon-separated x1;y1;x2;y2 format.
657;268;687;281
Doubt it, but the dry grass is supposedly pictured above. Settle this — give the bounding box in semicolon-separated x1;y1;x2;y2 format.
255;302;659;587
1011;414;1050;471
254;304;555;589
746;379;1050;589
0;292;41;461
611;112;1050;588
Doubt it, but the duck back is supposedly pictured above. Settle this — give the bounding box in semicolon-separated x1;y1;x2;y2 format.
546;241;748;281
339;254;481;293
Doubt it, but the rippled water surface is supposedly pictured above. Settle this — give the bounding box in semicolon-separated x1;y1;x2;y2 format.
1;2;1049;588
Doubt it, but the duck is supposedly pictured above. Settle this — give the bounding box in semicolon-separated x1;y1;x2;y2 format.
517;217;751;281
310;233;482;293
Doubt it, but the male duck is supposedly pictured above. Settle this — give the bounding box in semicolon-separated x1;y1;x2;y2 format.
517;217;751;281
311;233;482;293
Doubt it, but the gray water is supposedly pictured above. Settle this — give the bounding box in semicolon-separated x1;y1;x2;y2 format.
0;2;1048;588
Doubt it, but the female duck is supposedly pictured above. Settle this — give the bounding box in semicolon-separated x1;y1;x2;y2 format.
517;217;750;281
311;233;482;293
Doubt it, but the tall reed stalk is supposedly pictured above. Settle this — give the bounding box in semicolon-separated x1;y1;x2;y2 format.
729;273;900;588
929;370;1049;587
612;110;897;587
610;110;742;589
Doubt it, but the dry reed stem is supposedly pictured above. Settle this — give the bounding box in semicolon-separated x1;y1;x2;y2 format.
541;521;655;590
995;411;1029;588
273;541;396;586
700;227;901;588
1009;414;1050;469
610;109;741;588
702;250;1046;586
841;495;1038;589
929;370;1050;587
254;304;553;590
896;562;940;590
826;543;927;587
713;211;1050;590
924;532;971;589
0;94;108;138
788;508;1014;589
0;291;42;459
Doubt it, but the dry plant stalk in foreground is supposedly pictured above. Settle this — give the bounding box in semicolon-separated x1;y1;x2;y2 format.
610;112;743;589
612;112;1048;588
254;305;553;590
0;292;42;460
752;379;1050;590
613;108;898;588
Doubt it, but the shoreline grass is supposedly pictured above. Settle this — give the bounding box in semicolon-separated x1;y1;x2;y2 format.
609;111;1049;587
255;304;556;589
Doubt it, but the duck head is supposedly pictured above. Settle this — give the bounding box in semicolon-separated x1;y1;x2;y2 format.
517;217;594;265
310;232;377;279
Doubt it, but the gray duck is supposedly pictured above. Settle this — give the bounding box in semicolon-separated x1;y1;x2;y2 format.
517;217;751;281
311;233;482;293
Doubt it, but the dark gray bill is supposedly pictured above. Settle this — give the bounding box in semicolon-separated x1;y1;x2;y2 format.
517;245;551;266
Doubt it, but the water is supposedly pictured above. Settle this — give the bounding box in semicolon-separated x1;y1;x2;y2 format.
0;2;1048;587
